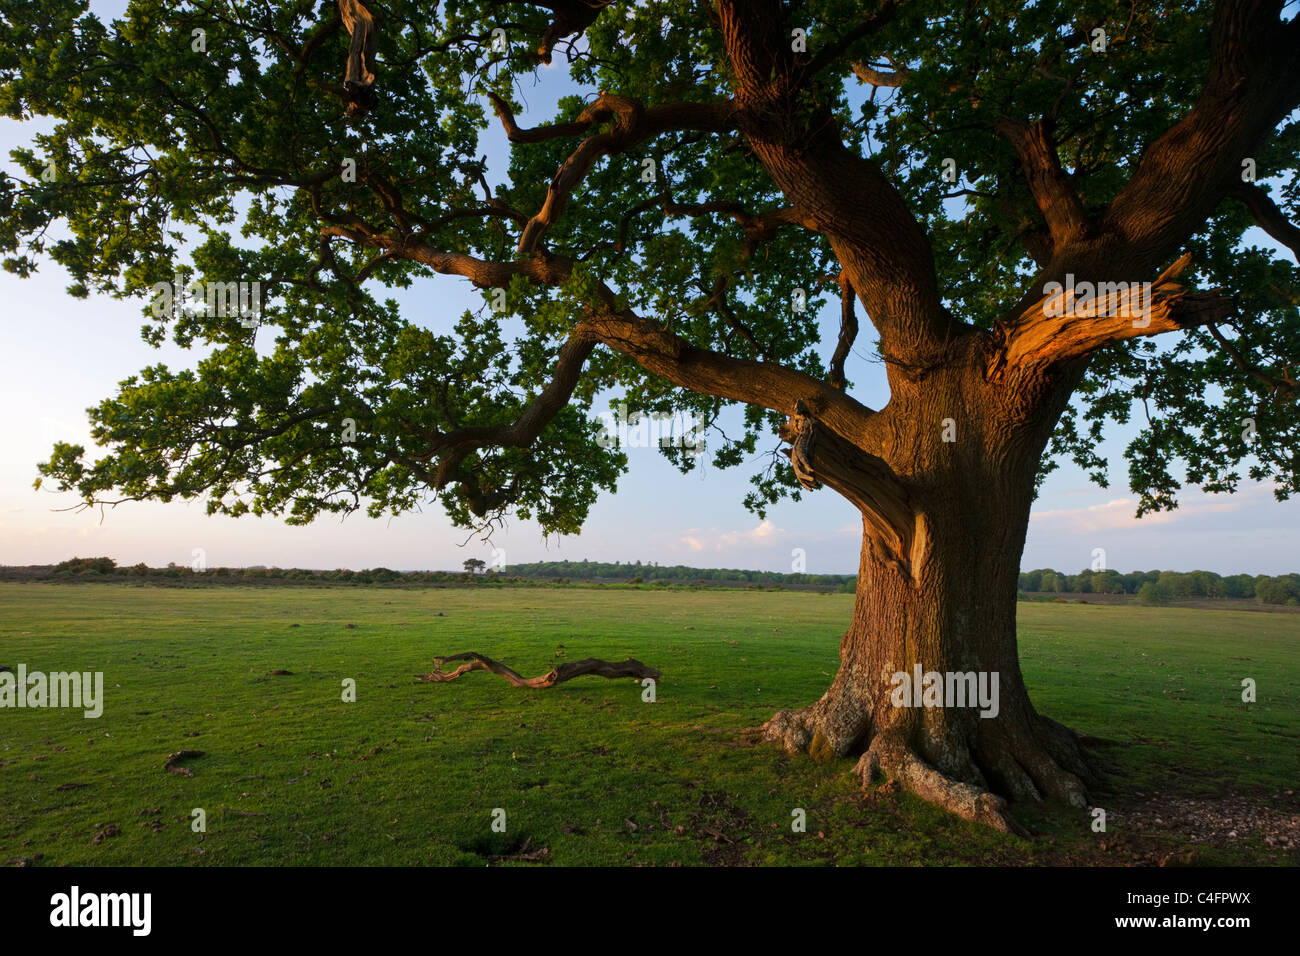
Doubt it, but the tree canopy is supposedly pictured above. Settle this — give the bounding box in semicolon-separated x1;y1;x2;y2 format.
1;0;1296;536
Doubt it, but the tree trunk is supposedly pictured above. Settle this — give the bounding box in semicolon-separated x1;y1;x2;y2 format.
765;338;1099;833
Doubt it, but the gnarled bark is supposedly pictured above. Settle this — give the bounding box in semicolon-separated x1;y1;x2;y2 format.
764;341;1099;834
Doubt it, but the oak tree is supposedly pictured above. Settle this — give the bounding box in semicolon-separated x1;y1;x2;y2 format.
2;0;1297;830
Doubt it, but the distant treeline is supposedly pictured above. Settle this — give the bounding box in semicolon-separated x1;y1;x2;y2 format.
0;556;853;592
1020;568;1300;606
498;560;853;589
2;558;1298;605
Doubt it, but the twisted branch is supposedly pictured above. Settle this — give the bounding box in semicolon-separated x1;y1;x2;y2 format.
419;652;660;688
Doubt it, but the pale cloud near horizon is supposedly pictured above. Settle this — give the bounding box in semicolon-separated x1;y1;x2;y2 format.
673;517;869;563
1031;497;1183;531
679;519;781;553
1029;485;1272;533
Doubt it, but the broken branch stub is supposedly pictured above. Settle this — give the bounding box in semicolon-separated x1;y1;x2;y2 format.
339;0;378;120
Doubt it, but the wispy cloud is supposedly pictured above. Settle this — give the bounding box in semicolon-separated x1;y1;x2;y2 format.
678;519;781;553
1031;491;1252;533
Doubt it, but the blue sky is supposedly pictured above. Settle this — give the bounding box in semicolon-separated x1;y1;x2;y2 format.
0;3;1296;576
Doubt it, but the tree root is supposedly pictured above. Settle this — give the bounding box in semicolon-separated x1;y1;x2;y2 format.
764;701;1093;835
855;729;1028;835
763;693;869;762
419;652;660;688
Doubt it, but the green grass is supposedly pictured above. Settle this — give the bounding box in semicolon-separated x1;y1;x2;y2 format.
1;583;1296;866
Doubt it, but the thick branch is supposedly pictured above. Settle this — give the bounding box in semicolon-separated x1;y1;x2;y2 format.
420;652;660;687
716;0;958;361
803;3;899;80
487;91;592;143
1101;1;1300;269
829;272;859;390
505;0;614;65
320;229;880;450
850;61;905;87
320;224;573;287
991;254;1234;379
779;401;914;567
1229;181;1300;261
656;189;806;255
578;290;878;448
514;96;736;254
422;334;598;495
996;117;1089;250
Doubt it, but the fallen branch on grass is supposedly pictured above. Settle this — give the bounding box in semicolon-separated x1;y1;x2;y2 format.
419;652;660;688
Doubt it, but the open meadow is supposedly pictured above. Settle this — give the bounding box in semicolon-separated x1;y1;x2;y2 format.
2;583;1296;866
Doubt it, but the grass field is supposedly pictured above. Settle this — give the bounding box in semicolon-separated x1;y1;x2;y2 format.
2;583;1296;866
